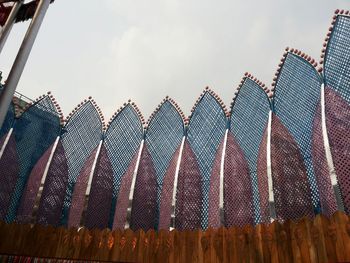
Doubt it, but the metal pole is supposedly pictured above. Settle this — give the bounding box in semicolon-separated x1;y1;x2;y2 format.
0;0;23;54
0;0;51;129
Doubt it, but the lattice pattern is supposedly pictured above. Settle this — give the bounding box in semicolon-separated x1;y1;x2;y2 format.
208;136;225;228
187;90;227;229
0;134;19;221
158;144;182;230
130;145;157;231
6;96;61;222
324;88;350;213
85;145;114;229
145;99;184;229
112;151;139;230
175;140;202;230
323;15;350;102
256;126;270;223
67;147;99;228
272;51;322;208
16;143;56;224
36;141;68;226
311;100;338;217
60;101;103;225
0;102;14;142
223;132;254;227
323;13;350;213
103;103;143;228
230;76;271;223
271;114;314;221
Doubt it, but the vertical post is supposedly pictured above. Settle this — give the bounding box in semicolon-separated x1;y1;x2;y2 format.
0;0;24;54
0;0;51;129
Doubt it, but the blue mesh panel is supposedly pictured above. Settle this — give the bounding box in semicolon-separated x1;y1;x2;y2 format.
0;103;15;141
61;102;103;225
273;53;322;209
104;104;143;228
324;15;350;101
187;91;227;229
145;100;184;228
6;96;61;222
230;78;270;223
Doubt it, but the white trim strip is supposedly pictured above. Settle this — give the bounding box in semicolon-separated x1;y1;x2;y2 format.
0;128;13;160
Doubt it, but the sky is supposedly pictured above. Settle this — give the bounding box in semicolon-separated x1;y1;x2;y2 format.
1;0;349;121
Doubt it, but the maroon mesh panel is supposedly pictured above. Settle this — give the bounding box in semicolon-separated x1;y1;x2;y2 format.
158;144;182;230
16;142;56;224
112;151;139;230
325;87;350;213
0;133;7;149
85;145;114;229
67;147;99;228
207;136;225;228
312;100;337;217
36;141;69;226
271;114;314;221
175;140;202;230
257;125;269;223
0;134;19;220
223;132;254;227
130;145;157;231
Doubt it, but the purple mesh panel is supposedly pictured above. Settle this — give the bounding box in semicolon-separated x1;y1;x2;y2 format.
112;151;139;230
325;87;350;213
175;140;202;230
207;136;225;228
85;145;114;229
16;142;56;224
0;133;7;150
67;147;99;228
36;141;69;226
256;126;270;223
271;114;314;221
223;132;254;227
130;145;157;231
0;134;19;220
311;100;337;217
158;145;182;230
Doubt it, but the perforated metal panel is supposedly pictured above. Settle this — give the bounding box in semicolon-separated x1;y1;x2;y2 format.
208;136;225;228
103;104;143;228
324;88;350;213
37;101;102;226
223;132;254;227
324;15;350;102
0;134;19;220
0;102;14;142
175;140;202;230
158;144;182;230
6;96;61;222
130;145;157;231
16;143;56;223
68;147;99;228
187;91;227;229
230;78;270;223
256;126;270;223
36;141;68;226
85;145;114;229
323;14;350;213
312;101;338;217
273;52;322;210
145;100;184;229
270;114;314;221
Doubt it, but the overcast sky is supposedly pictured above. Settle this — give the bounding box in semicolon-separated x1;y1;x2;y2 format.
1;0;349;121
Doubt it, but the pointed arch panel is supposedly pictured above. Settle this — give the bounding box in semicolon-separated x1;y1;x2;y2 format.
187;91;227;229
230;77;270;223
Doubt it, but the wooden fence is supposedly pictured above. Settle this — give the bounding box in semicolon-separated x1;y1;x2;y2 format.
0;212;350;263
